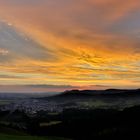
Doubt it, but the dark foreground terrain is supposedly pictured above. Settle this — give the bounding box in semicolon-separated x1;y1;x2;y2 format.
0;89;140;139
1;104;140;139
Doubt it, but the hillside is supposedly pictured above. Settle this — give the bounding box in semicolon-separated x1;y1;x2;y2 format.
59;89;140;96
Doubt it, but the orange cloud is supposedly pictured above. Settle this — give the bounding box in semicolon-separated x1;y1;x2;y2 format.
0;0;139;88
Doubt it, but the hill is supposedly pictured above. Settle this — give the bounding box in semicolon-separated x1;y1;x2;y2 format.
54;89;140;97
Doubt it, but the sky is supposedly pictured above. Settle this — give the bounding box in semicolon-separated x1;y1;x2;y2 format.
0;0;140;92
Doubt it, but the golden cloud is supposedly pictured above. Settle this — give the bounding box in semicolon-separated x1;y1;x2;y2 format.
0;0;139;88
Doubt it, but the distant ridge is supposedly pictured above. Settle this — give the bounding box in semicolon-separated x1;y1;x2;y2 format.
57;89;140;97
37;89;140;100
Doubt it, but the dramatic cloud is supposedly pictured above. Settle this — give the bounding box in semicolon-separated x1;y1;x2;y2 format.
0;0;139;90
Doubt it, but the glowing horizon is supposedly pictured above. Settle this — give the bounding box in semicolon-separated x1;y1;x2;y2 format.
0;0;140;91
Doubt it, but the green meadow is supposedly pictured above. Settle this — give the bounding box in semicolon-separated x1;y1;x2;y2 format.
0;134;69;140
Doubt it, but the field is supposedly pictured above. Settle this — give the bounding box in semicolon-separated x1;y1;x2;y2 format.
0;134;69;140
0;125;70;140
0;100;13;105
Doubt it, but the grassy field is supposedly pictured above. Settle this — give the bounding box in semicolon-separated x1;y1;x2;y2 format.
0;126;69;140
0;134;70;140
0;125;70;140
0;100;13;105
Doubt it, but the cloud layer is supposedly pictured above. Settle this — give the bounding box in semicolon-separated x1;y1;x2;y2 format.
0;0;139;89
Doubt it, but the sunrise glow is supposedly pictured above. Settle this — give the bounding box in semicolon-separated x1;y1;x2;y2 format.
0;0;140;91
